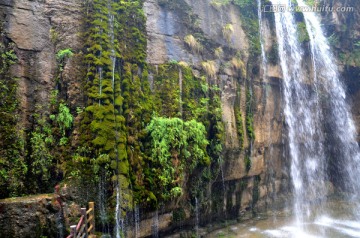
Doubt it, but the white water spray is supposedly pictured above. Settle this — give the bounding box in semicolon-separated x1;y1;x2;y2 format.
270;0;327;225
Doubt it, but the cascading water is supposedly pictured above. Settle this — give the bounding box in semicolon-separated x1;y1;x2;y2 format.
296;0;360;201
271;0;360;227
98;171;110;234
270;0;328;225
195;197;200;238
209;1;360;237
105;1;127;237
258;0;267;74
115;186;125;238
134;205;140;238
152;209;159;238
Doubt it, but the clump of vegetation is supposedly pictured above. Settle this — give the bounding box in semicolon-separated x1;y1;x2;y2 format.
201;60;217;78
214;47;223;59
231;57;246;78
52;103;73;146
56;48;74;61
297;22;310;43
210;0;230;8
178;61;189;67
146;116;210;200
235;107;244;149
246;89;255;140
30;112;54;182
0;42;27;198
222;23;234;43
244;155;251;172
56;48;74;71
49;27;59;45
184;34;203;53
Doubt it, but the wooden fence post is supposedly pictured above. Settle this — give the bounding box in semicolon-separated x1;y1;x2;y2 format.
88;202;95;235
70;225;77;237
81;207;88;237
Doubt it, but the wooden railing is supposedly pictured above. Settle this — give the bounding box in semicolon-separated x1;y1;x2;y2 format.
66;202;96;238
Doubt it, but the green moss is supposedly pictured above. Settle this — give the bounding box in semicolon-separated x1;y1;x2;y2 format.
246;89;255;140
233;0;261;58
0;41;27;198
173;207;187;223
235;106;244;149
244;155;251;173
297;22;310;43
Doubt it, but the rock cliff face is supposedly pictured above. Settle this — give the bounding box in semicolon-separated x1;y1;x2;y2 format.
0;195;59;238
0;0;359;237
1;0;83;126
322;0;360;140
144;0;289;218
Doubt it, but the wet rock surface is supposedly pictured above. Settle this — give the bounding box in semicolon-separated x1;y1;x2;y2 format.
0;194;59;238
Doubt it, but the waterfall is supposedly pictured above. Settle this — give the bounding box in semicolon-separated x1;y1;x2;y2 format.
195;197;199;238
115;186;125;238
258;0;267;75
134;205;140;238
270;0;327;224
270;0;360;225
152;209;159;238
98;171;109;234
296;0;360;200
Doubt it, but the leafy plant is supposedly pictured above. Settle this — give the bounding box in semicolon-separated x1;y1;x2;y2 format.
49;90;58;106
56;48;74;61
146;117;209;201
57;103;73;136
